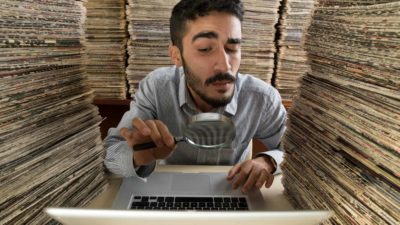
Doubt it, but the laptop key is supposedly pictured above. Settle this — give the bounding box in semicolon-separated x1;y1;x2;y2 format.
175;197;213;202
131;195;248;211
131;202;149;207
214;197;223;202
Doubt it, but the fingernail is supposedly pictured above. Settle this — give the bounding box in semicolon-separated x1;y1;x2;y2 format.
168;138;174;146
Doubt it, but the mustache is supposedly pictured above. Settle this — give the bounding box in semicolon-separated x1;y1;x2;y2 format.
205;73;236;85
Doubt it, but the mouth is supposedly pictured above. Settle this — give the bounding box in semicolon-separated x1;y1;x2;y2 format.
210;80;233;90
210;80;233;86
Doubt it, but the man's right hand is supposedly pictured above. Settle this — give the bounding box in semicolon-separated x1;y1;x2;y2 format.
120;118;176;167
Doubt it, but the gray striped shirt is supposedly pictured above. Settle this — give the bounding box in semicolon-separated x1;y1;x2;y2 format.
104;66;286;178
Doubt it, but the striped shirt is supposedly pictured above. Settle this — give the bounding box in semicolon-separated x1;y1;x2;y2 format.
104;66;286;178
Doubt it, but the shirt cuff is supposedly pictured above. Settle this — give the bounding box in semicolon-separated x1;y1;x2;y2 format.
255;150;284;175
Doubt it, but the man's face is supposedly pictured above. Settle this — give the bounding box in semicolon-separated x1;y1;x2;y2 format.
179;12;242;110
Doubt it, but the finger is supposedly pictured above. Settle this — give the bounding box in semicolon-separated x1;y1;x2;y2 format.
120;127;130;139
145;120;163;147
255;170;268;189
133;150;156;167
264;174;275;188
132;117;151;135
241;168;261;193
227;163;241;180
232;163;252;190
120;127;134;146
154;120;175;147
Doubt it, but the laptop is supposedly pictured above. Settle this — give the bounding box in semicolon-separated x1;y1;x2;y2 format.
45;171;332;225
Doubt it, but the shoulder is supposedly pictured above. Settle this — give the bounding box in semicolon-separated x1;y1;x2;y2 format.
237;73;281;106
141;66;180;86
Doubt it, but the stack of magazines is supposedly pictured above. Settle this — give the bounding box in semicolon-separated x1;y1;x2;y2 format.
275;0;314;101
0;1;107;224
84;0;128;100
240;0;281;83
282;1;399;224
125;0;177;98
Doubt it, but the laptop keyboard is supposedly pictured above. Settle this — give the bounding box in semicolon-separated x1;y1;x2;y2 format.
130;196;249;211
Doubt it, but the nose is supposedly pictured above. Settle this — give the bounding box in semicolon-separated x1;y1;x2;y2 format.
214;48;231;74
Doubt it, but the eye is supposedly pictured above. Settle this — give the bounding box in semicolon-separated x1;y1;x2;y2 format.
225;48;238;53
225;46;240;54
198;47;212;53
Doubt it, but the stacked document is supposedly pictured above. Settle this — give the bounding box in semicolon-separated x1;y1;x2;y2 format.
275;0;314;101
84;0;128;100
125;0;177;98
282;1;399;225
0;1;107;224
240;0;281;83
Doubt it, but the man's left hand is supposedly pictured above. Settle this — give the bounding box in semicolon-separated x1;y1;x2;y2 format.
226;156;276;193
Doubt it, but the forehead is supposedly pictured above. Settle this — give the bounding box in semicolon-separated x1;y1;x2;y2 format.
183;12;242;41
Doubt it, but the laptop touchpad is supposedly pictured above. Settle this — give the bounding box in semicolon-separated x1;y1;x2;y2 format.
170;174;211;194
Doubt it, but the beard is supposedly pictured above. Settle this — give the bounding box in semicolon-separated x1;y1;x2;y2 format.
182;57;236;108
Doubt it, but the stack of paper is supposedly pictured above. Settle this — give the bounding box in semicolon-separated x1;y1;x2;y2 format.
0;1;107;224
240;0;281;83
84;0;128;100
125;0;177;98
275;0;314;101
282;1;399;225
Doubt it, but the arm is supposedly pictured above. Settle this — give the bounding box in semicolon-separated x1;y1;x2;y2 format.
104;77;175;178
227;87;287;192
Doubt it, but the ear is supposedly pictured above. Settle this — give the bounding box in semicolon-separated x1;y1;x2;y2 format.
169;44;182;67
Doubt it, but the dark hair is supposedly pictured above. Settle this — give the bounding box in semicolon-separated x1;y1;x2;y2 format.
170;0;244;50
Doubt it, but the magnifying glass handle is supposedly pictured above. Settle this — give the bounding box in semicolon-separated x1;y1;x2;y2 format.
132;137;183;151
132;142;158;151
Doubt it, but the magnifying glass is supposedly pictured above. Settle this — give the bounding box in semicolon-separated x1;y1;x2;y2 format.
133;113;236;151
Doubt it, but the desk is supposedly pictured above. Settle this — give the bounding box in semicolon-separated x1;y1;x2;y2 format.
87;165;293;211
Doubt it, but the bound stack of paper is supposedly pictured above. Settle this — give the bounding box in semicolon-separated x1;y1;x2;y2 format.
282;1;399;225
240;0;281;83
0;1;107;224
84;0;128;100
275;0;315;101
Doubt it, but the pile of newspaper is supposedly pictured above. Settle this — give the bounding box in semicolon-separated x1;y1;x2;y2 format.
125;0;177;98
125;0;281;97
282;1;399;225
274;0;314;101
240;0;281;83
84;0;128;100
0;1;107;224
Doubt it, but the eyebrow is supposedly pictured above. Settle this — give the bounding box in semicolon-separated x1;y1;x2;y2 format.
192;31;241;44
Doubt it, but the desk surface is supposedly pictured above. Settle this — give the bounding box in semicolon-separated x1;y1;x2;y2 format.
87;165;293;211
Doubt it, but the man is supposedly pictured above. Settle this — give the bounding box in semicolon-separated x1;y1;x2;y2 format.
104;0;286;193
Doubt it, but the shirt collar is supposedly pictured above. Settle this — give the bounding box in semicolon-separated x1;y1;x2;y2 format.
177;66;238;116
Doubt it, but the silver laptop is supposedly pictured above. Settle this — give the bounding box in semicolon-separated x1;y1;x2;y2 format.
113;172;265;210
46;208;331;225
45;172;332;224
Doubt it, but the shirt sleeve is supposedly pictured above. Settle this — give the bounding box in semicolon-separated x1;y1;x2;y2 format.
254;87;287;175
103;77;157;178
